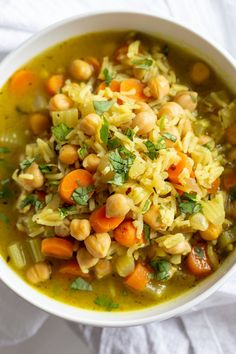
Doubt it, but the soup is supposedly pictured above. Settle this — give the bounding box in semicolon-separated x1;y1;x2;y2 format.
0;31;235;312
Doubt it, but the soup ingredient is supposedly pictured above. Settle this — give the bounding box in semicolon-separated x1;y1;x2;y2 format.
115;254;135;277
70;219;91;241
59;260;91;278
59;169;94;204
51;122;73;141
225;122;236;145
94;259;112;279
84;232;111;258
49;93;73;111
82;154;100;172
143;205;160;231
120;78;145;101
29;113;50;135
191;62;210;84
148;75;169;99
59;144;78;165
10;69;37;95
54;222;70;237
76;248;98;273
94;295;119;311
7;242;28;269
18;162;44;192
208;178;220;194
69;59;93;81
113;221;141;247
90;205;125;233
46;74;64;95
124;263;150;291
26;262;51;284
163;240;191;255
177;193;202;215
174;91;198;112
70;277;92;291
79;113;101;136
189;213;209;231
200;223;222;241
186;245;211;276
105;194;130;218
41;237;74;259
168;152;192;184
132;110;156;135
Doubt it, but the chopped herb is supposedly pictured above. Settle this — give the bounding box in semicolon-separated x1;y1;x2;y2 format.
0;179;12;200
181;192;197;202
178;193;202;215
159;116;166;131
20;158;35;170
72;185;95;206
162;44;169;56
20;195;43;212
150;259;171;281
229;185;236;201
70;277;93;291
94;295;119;311
107;138;120;149
78;144;88;160
93;100;114;115
142;200;151;214
0;146;10;153
100;117;109;145
203;142;213;151
144;138;166;160
143;223;151;244
132;58;153;70
108;147;135;186
125;128;135;141
51;123;72;141
0;212;9;224
194;246;205;260
162;132;177;142
103;68;114;86
39;164;53;173
58;206;76;217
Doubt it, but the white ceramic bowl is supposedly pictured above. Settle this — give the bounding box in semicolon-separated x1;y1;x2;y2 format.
0;11;236;327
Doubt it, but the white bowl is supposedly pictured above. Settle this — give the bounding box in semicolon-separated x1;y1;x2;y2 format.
0;11;236;327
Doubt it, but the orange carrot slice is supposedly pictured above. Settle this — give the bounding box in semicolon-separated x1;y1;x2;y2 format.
120;78;146;102
46;74;64;95
90;205;124;233
59;260;92;279
41;237;74;259
114;221;143;247
186;245;211;276
124;263;150;291
10;69;37;95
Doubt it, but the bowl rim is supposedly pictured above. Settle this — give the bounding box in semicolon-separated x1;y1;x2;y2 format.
0;9;236;327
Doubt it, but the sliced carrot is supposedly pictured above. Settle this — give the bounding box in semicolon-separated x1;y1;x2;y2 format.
208;177;220;194
59;169;94;204
10;69;37;95
113;220;143;247
85;56;100;73
97;80;120;93
41;237;74;259
120;78;146;102
46;74;64;95
59;260;92;279
90;205;124;233
186;245;211;276
167;151;193;184
124;263;150;291
223;169;236;190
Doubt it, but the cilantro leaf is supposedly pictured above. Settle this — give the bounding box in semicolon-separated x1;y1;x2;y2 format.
143;223;151;244
20;195;43;212
93;100;114;115
125;128;135;141
150;259;171;281
108;147;135;186
162;132;177;142
132;58;153;69
78;144;88;160
70;277;93;291
181;192;197;202
178;193;202;215
72;185;95;206
229;185;236;201
0;146;10;153
20;158;35;170
103;68;114;86
94;295;119;311
107;138;120;149
193;246;205;260
52;123;73;141
58;206;76;217
0;212;9;224
100;117;109;145
144;138;166;160
39;164;53;173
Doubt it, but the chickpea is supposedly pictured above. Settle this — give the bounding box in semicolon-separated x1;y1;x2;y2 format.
164;240;191;255
26;262;51;284
148;75;170;99
55;220;70;237
94;259;113;279
200;223;222;241
29;113;50;135
82;154;100;172
225;122;236;145
19;162;44;191
174;91;198;112
190;213;209;231
59;144;78;165
70;219;91;241
132;110;156;135
85;233;111;258
158;102;184;119
106;194;130;218
79;113;100;136
49;94;73;111
191;62;210;84
143;205;161;231
76;248;98;273
69;59;93;81
134;102;151;114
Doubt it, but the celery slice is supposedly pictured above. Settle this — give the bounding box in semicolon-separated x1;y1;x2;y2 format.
27;238;45;263
8;242;28;269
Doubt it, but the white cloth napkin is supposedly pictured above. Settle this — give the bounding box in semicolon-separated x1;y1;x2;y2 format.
1;0;236;353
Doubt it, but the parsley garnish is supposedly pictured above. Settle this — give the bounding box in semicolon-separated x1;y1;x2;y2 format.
107;138;120;149
103;68;114;86
100;117;109;145
39;164;53;173
0;212;9;224
144;138;166;160
143;223;151;244
20;158;35;170
229;185;236;201
162;132;177;142
132;58;153;69
70;277;93;291
194;246;205;260
93;100;114;115
94;295;119;311
108;147;135;186
20;195;43;212
178;192;202;215
150;259;171;281
125;128;135;141
72;185;95;206
52;123;72;141
78;144;88;160
58;206;76;217
0;146;10;153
